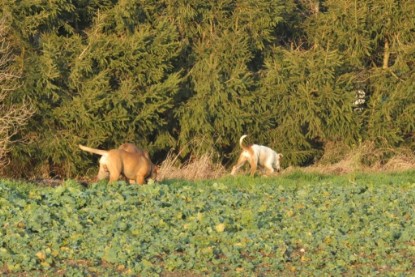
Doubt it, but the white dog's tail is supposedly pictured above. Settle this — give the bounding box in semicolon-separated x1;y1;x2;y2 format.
79;144;108;156
239;135;249;150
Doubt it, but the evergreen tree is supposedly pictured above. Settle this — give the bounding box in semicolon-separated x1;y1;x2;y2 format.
177;30;260;156
174;0;285;158
258;46;360;165
361;0;415;149
1;0;414;176
302;0;415;149
5;0;183;176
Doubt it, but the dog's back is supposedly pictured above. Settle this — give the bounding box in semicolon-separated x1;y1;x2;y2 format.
118;150;157;182
249;143;282;172
119;143;151;159
254;144;275;163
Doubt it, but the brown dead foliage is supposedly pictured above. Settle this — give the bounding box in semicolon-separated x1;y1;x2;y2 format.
157;151;227;181
157;141;414;181
305;141;415;175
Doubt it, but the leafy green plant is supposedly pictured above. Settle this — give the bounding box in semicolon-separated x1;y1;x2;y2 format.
1;171;415;275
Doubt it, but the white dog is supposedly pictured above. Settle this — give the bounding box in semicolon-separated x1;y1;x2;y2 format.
231;135;283;176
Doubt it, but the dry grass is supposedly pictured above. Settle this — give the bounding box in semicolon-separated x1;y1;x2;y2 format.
157;151;227;181
304;142;415;175
157;142;415;181
14;142;414;184
373;153;415;172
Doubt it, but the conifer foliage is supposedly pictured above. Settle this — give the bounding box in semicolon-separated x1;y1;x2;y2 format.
258;47;359;165
0;0;414;177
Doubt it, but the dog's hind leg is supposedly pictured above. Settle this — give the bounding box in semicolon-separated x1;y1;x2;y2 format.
107;162;122;183
109;171;121;183
231;155;249;175
231;162;246;175
135;174;146;185
96;163;109;180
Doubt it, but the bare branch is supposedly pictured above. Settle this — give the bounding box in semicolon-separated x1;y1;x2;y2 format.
0;17;34;168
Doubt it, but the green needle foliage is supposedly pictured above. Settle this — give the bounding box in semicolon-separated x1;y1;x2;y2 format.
258;47;360;164
0;0;414;177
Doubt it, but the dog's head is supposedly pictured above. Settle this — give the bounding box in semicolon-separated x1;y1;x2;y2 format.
147;163;159;183
275;153;283;172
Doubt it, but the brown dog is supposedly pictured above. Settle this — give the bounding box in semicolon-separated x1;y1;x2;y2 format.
96;143;150;180
79;144;157;185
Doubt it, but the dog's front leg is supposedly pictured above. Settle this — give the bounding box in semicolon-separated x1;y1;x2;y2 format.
249;158;258;176
264;165;274;176
250;161;257;176
108;169;121;183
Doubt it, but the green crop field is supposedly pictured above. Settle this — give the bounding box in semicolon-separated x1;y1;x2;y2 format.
1;171;415;276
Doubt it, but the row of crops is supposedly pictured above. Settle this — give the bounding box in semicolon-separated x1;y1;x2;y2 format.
1;171;415;275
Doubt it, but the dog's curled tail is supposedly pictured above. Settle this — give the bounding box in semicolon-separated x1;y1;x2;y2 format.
239;134;249;150
79;144;108;156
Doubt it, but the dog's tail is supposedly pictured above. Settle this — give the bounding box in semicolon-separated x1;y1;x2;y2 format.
79;144;108;156
239;135;250;150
